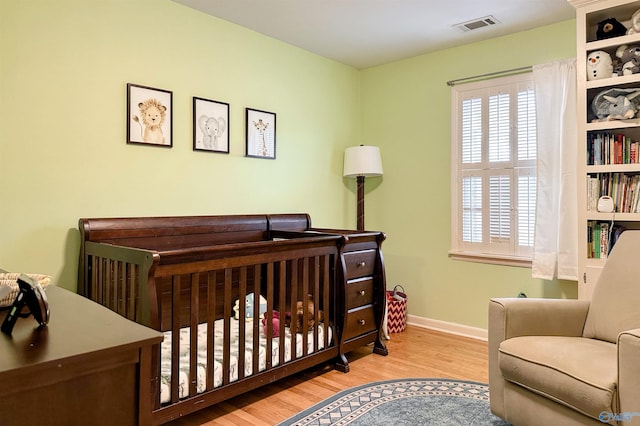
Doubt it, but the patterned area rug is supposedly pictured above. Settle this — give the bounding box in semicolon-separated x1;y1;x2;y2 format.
278;378;511;426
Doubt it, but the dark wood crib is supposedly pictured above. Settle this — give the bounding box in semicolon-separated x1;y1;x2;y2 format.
77;213;387;424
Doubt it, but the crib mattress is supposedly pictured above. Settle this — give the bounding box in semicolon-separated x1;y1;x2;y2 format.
160;318;332;403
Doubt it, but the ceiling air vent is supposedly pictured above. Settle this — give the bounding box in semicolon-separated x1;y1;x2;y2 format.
455;15;500;32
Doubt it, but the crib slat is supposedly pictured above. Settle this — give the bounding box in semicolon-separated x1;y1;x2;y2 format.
290;260;298;359
252;264;260;376
265;262;274;369
322;254;330;349
278;260;286;366
222;268;232;386
238;267;247;381
312;255;320;353
170;276;181;403
301;257;309;356
189;273;199;397
206;271;216;391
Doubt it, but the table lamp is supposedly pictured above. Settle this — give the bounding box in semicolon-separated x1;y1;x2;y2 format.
343;145;383;230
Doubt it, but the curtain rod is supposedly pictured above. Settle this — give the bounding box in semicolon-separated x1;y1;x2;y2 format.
446;66;532;86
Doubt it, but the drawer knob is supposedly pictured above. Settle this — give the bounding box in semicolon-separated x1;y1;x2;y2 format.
358;290;366;296
357;261;366;267
358;319;366;326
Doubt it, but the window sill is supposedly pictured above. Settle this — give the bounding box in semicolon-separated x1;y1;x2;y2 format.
448;251;532;268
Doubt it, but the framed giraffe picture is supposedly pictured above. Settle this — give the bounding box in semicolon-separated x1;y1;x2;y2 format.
245;108;276;159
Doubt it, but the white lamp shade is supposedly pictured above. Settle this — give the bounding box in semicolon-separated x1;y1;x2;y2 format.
343;145;383;177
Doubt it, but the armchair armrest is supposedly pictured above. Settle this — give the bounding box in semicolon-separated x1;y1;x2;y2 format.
618;328;640;418
488;298;591;419
490;298;591;340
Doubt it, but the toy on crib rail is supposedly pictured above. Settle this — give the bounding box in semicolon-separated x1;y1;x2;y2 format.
233;293;267;320
591;88;640;122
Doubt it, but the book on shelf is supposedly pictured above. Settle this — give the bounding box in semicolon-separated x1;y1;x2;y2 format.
587;221;610;259
586;222;628;260
586;173;640;213
587;132;640;166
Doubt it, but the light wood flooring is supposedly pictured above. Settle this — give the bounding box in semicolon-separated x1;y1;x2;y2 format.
167;326;489;426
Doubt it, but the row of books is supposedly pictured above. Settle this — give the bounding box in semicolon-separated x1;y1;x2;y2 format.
587;173;640;213
587;222;626;259
587;132;640;165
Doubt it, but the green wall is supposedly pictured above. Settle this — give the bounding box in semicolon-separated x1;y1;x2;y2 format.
1;0;580;330
0;0;361;289
361;20;579;329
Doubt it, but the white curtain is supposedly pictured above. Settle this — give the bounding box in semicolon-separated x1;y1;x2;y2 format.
532;58;578;280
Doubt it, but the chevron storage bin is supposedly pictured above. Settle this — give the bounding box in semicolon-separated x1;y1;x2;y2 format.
386;285;407;333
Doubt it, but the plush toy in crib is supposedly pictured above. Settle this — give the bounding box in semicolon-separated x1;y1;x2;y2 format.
233;293;267;320
596;17;627;40
261;295;325;336
262;310;282;337
286;296;324;330
587;50;615;80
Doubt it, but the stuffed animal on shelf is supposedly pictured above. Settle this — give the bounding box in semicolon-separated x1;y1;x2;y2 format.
587;50;615;80
627;9;640;35
596;17;627;40
616;45;640;75
591;88;640;121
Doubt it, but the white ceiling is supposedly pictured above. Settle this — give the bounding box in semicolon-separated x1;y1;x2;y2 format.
172;0;577;69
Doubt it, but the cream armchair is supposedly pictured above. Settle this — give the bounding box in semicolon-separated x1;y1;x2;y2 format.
489;230;640;426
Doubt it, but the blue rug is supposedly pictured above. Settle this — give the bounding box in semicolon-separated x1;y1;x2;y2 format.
278;378;510;426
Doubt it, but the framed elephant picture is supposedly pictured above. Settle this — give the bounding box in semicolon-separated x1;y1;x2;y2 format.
193;97;229;153
127;83;173;147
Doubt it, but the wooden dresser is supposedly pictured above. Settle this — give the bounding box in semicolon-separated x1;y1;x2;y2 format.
317;229;388;372
0;285;163;426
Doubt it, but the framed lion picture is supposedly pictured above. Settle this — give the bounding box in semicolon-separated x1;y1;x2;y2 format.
127;83;173;147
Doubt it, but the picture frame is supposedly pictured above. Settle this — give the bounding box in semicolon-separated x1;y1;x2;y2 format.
245;108;276;159
127;83;172;147
193;97;230;153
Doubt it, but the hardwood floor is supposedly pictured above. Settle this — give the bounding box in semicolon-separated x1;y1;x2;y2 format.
167;326;488;426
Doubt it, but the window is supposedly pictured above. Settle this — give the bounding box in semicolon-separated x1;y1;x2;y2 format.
450;73;536;266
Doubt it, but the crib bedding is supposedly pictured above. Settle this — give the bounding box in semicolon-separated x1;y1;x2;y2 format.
159;318;332;403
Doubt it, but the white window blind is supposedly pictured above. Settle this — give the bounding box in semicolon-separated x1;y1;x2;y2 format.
451;73;536;263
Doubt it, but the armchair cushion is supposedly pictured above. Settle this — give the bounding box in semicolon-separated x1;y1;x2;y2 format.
499;336;617;422
583;231;640;343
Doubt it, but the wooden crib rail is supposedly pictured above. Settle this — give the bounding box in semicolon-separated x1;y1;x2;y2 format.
153;238;339;423
82;241;159;328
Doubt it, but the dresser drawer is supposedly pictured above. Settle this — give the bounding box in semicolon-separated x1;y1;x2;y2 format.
343;305;376;341
344;250;376;279
346;278;374;309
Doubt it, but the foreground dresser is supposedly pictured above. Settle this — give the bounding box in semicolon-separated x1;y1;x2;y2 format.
0;285;163;426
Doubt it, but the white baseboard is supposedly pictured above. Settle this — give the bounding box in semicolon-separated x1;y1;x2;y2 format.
407;314;488;341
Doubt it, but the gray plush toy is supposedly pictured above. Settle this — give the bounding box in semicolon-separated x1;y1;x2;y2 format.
592;88;640;121
616;45;640;75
